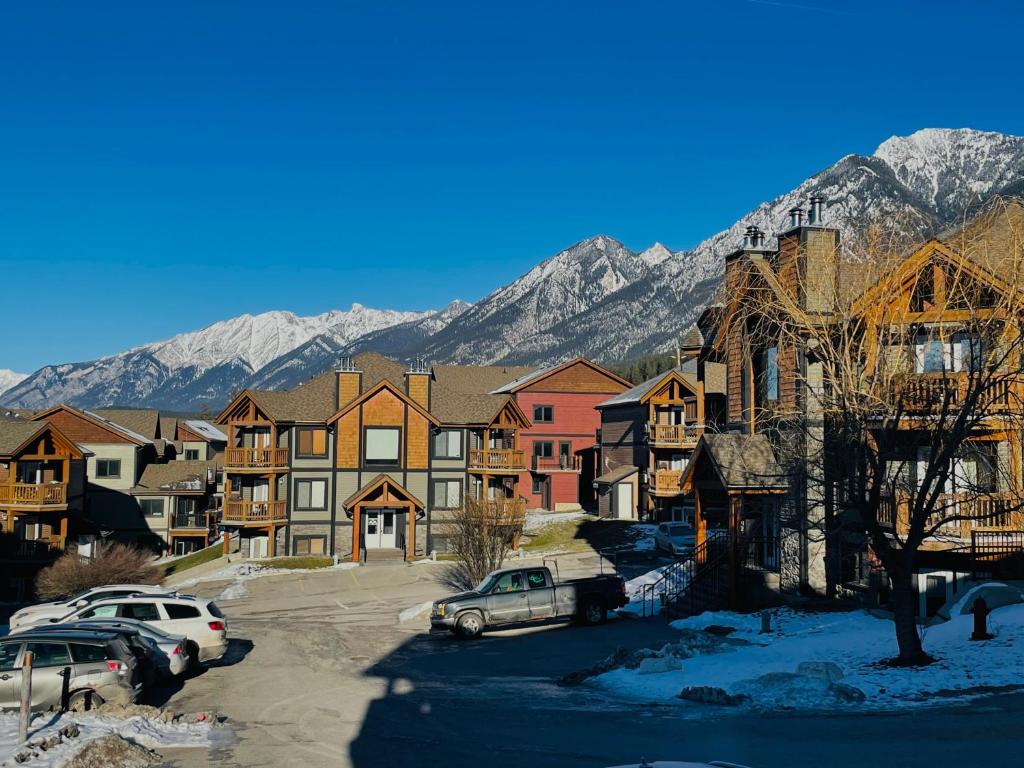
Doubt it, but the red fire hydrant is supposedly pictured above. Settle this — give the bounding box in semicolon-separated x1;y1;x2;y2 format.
971;597;992;641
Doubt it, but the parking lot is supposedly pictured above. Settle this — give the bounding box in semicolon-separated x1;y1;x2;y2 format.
152;555;1024;768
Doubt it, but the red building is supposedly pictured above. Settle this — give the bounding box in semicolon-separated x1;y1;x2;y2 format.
491;359;631;511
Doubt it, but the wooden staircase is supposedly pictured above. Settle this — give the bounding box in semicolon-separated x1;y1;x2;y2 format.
363;547;406;564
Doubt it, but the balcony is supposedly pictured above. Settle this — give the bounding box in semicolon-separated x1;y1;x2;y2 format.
0;483;68;508
892;373;1016;415
169;511;213;532
224;447;289;471
648;423;702;448
468;448;526;473
880;492;1023;538
0;538;60;561
649;469;684;496
223;499;287;524
532;455;582;473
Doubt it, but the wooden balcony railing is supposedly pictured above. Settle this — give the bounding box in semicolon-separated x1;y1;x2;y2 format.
648;423;702;447
532;455;582;473
468;448;526;472
170;511;213;530
0;538;60;561
223;499;287;524
0;483;68;506
880;492;1024;538
224;447;288;470
892;373;1016;414
650;469;684;495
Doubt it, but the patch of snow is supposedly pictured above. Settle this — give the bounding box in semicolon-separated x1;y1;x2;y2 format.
398;601;433;623
591;604;1024;712
177;559;360;598
0;710;216;767
523;510;590;533
617;564;676;617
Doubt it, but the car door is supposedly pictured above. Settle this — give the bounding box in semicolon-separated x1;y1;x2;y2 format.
525;569;555;619
22;641;73;709
0;642;23;710
484;572;530;625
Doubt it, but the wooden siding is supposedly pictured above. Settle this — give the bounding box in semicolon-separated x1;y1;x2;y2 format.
38;409;137;445
337;371;361;409
363;388;405;427
520;361;629;394
407;374;430;410
407;410;430;469
335;411;360;468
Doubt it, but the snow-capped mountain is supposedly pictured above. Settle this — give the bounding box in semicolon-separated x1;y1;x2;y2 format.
417;235;660;364
0;369;27;398
1;305;432;410
4;128;1022;409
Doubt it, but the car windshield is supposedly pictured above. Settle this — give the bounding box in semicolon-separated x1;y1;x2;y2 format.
670;525;695;537
63;589;93;604
474;574;499;594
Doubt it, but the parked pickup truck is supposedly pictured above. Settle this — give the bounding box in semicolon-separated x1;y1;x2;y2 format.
430;565;628;638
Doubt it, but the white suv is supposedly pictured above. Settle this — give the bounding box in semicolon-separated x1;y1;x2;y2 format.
45;595;228;664
9;584;172;630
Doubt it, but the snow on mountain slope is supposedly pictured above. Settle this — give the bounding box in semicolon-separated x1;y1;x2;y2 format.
1;305;431;410
0;369;27;397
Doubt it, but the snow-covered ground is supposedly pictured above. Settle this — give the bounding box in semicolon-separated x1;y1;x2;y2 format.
590;602;1024;712
176;560;360;601
618;563;675;617
0;710;217;767
523;509;589;532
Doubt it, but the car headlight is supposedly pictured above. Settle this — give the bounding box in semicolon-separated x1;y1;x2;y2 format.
435;602;446;617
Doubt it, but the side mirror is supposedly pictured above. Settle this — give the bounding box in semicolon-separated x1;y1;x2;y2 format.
74;599;87;608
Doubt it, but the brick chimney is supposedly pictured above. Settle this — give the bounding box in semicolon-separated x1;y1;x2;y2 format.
336;357;362;409
405;356;431;410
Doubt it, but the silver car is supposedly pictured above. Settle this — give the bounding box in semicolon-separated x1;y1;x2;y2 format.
655;523;697;556
52;618;190;677
0;630;141;712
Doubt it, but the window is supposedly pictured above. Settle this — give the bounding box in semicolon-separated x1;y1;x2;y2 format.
296;428;328;458
532;441;553;459
24;642;71;667
526;570;548;589
95;459;121;479
0;643;20;670
69;643;109;663
764;347;779;401
533;405;554;423
293;536;327;556
432;429;463;459
295;479;328;510
914;333;982;374
165;604;201;620
81;604;118;619
433;479;462;509
140;499;164;518
120;603;160;621
176;497;198;516
364;428;400;466
532;477;544;494
493;572;524;592
183;449;200;461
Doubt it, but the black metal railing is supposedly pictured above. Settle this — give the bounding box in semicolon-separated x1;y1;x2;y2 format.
641;530;732;618
970;530;1024;579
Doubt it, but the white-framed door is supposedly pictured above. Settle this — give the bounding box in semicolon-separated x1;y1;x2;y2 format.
614;483;633;520
365;509;397;549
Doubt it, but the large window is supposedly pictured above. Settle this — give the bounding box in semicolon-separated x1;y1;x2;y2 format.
296;428;328;458
764;346;779;401
433;479;462;509
533;405;554;423
433;429;463;459
532;441;553;459
915;333;983;373
140;499;164;518
365;428;400;466
295;479;328;510
293;536;327;556
95;459;121;479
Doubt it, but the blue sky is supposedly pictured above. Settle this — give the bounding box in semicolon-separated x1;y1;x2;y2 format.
2;0;1022;372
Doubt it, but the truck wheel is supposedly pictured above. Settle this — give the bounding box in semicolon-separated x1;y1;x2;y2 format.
455;611;484;639
582;600;606;626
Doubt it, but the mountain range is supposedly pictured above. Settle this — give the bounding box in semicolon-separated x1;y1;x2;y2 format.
4;127;1024;411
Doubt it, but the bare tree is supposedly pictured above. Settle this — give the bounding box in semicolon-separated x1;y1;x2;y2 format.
723;198;1024;664
35;542;163;600
442;497;526;590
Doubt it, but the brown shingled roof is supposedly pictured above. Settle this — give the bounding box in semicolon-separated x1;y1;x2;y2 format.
431;363;534;395
0;417;48;457
94;408;161;440
130;460;213;494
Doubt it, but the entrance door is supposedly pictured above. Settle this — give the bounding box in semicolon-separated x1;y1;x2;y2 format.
614;483;633;520
365;510;397;549
540;477;551;510
250;536;268;559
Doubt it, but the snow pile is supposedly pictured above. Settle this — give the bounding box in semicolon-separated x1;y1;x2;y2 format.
523;510;589;532
176;560;360;601
617;564;678;617
0;708;219;767
398;601;433;623
590;604;1024;712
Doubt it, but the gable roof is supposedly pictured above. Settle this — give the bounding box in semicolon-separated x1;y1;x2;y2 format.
596;367;700;408
92;408;161;441
343;473;425;509
181;420;228;442
680;433;787;493
431;363;535;395
594;464;638;485
130;460;213;494
0;417;84;459
32;404;153;446
327;379;441;426
489;357;631;394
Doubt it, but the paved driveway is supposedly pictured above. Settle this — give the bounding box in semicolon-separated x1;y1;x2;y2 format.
161;557;1024;768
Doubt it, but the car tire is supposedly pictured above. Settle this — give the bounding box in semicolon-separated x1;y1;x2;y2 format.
455;611;484;640
68;689;104;712
582;599;607;625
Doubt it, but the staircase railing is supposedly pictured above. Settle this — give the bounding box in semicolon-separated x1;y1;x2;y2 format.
640;529;732;617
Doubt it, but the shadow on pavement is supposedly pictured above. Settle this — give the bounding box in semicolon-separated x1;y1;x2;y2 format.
144;637;253;708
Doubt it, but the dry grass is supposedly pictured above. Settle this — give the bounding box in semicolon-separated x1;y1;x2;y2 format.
35;543;162;600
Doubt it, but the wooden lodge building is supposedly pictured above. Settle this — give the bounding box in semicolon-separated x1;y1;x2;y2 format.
215;352;627;562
